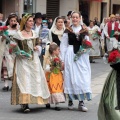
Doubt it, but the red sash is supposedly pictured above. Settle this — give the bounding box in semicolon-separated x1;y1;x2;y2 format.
108;22;119;40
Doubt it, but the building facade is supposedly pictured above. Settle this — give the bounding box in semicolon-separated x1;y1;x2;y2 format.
0;0;120;21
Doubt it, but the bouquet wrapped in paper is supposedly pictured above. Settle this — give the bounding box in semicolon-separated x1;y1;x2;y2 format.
9;41;32;59
74;40;93;61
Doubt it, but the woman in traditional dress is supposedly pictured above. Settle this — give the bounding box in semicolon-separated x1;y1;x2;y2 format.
60;12;92;112
1;14;18;91
100;18;107;55
11;14;50;113
98;44;120;120
44;43;65;111
88;21;101;63
49;17;65;46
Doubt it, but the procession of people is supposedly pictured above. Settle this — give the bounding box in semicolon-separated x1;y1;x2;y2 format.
0;10;120;119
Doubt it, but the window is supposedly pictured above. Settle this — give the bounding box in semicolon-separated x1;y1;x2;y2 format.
47;0;60;19
24;0;33;14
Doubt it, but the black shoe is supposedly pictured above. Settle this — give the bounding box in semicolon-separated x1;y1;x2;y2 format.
46;104;51;109
90;60;95;63
68;101;74;109
21;104;30;113
2;86;9;91
55;107;61;111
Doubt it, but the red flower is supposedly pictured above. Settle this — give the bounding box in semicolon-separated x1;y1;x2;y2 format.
10;44;17;48
83;40;92;48
9;49;13;54
97;31;101;36
54;57;60;62
0;26;3;30
2;26;8;30
0;26;8;31
108;50;120;63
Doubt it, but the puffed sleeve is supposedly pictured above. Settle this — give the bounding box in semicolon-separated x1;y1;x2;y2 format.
60;33;68;62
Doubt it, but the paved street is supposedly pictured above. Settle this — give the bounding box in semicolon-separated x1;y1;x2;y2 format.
0;58;111;120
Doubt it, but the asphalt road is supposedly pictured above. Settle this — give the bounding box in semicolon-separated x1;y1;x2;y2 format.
0;58;110;120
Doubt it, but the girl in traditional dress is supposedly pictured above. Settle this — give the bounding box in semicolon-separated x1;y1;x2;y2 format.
44;43;65;111
1;14;18;91
88;21;101;63
11;14;50;113
60;12;92;112
49;17;65;46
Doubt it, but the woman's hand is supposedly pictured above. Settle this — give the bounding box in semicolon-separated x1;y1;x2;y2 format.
61;62;64;70
34;46;39;51
83;25;88;31
1;35;6;41
50;66;54;71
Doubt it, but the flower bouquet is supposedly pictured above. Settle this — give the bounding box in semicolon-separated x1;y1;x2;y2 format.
0;26;11;42
74;40;93;61
108;49;120;70
9;42;32;59
0;26;8;35
50;57;61;74
92;30;101;40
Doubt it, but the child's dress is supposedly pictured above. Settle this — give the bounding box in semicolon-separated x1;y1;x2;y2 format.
44;56;65;104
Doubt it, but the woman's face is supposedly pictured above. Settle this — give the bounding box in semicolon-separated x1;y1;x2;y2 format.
90;22;94;27
72;13;80;26
104;18;107;23
9;17;17;27
56;19;64;30
26;17;34;29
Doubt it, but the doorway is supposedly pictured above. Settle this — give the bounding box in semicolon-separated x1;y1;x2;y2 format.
113;4;120;14
101;2;107;22
79;0;90;26
0;0;3;13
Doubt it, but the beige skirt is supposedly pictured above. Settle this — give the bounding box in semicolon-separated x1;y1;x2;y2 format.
11;59;48;105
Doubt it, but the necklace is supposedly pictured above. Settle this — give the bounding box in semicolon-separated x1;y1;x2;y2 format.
24;29;31;34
